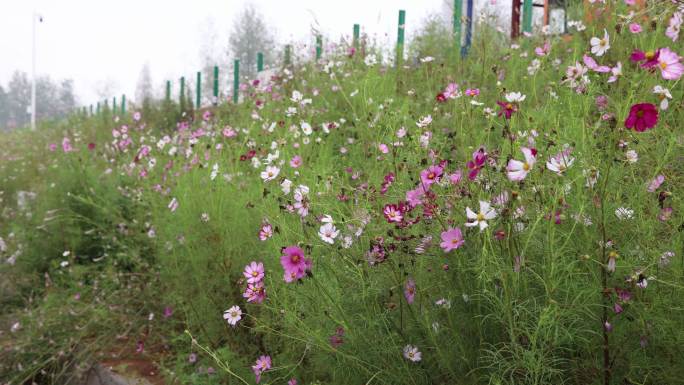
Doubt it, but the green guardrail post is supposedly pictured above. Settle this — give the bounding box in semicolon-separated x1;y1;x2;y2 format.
121;94;126;115
89;104;93;116
233;59;239;103
113;97;117;115
316;35;322;60
523;0;533;33
397;10;406;65
166;80;171;101
180;76;185;111
454;0;462;52
196;71;201;109
257;52;264;72
213;66;219;104
353;24;360;50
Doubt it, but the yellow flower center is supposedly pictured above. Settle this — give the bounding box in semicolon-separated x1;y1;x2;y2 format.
660;61;667;70
477;213;485;222
645;51;655;59
523;162;530;171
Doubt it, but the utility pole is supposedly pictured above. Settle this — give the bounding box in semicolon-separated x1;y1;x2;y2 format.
31;11;39;131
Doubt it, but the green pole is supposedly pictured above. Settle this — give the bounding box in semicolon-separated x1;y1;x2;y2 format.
113;97;117;114
316;35;322;60
196;71;201;109
397;10;406;65
453;0;462;51
180;76;185;111
257;52;264;72
284;45;291;66
121;94;126;115
166;80;171;101
233;59;239;103
213;66;219;104
89;105;93;116
523;0;533;33
96;102;100;114
353;24;360;49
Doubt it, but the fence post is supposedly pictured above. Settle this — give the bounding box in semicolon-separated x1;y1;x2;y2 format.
113;97;117;115
284;45;291;66
512;0;521;39
89;105;93;116
121;95;126;115
316;35;322;60
166;80;171;101
397;10;405;66
213;66;219;105
257;52;264;72
353;24;360;50
453;0;462;53
461;0;473;57
196;71;201;109
96;102;100;115
180;76;185;111
233;59;239;104
523;0;533;33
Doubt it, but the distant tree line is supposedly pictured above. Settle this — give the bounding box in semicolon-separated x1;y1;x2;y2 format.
0;71;77;131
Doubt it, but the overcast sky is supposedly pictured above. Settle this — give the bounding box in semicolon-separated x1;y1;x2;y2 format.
1;0;457;106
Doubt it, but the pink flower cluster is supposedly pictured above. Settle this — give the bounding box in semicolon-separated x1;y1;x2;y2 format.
242;261;267;303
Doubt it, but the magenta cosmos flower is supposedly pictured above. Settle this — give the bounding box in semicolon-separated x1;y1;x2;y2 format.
420;164;443;188
630;49;660;68
280;246;312;282
496;101;518;119
252;355;272;384
440;227;464;252
625;103;658;132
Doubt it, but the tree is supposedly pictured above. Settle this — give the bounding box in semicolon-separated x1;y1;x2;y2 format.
0;86;8;131
228;4;276;80
6;71;31;129
198;17;226;105
135;63;154;110
57;79;77;117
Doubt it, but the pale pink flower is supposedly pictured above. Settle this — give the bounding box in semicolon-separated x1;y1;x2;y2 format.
506;147;537;181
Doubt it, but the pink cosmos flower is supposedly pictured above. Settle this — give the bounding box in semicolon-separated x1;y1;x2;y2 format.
252;355;272;384
624;103;658;132
48;143;57;151
647;175;665;192
290;155;302;168
583;54;611;73
405;186;426;207
383;203;404;223
222;127;237;138
465;88;480;97
506;147;537;181
404;278;416;304
258;223;273;240
420;165;443;188
378;143;389;154
443;83;459;99
243;281;266;303
62;137;73;152
534;41;550;56
244;261;265;284
168;197;179;212
449;170;463;185
666;11;682;42
629;23;642;33
280;246;311;282
440;227;464;252
657;47;684;80
403;345;422;362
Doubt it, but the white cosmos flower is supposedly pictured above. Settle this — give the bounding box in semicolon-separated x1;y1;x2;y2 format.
590;29;610;56
653;85;672;110
504;92;526;103
318;222;339;244
466;201;497;231
281;179;293;194
223;305;242;326
625;150;639;164
301;121;313;135
506;147;537;181
403;345;422;362
260;165;280;182
546;150;575;176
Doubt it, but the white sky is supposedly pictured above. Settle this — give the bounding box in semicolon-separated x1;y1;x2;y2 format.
1;0;455;106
